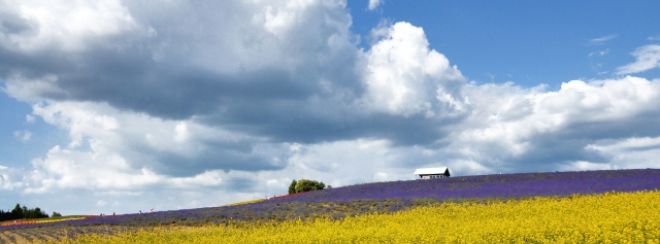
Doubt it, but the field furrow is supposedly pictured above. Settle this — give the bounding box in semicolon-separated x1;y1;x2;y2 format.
0;232;14;244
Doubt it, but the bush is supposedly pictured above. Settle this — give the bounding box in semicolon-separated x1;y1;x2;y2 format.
52;212;63;218
289;179;326;194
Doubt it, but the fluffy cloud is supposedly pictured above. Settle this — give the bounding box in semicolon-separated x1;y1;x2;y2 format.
0;165;21;190
1;0;660;213
448;76;660;172
1;1;377;201
21;100;290;192
616;44;660;74
368;0;382;10
362;22;465;117
2;0;358;117
0;0;136;52
581;136;660;169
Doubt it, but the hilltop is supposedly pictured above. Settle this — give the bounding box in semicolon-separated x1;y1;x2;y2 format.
4;169;660;228
0;169;658;242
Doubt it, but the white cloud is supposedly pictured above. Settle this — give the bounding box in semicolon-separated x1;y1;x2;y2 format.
616;44;660;74
2;74;66;103
250;138;448;188
447;76;660;171
0;0;137;52
368;0;382;10
25;114;36;123
362;22;465;117
22;100;288;193
1;1;660;214
168;170;224;188
0;165;22;190
25;145;161;193
0;0;358;207
24;142;228;193
560;161;613;171
588;34;617;45
582;136;660;169
13;130;32;142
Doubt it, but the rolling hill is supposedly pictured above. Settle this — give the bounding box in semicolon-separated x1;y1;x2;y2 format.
0;169;658;242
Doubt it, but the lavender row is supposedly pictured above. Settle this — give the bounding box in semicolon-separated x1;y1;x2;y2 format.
269;169;660;203
0;199;411;231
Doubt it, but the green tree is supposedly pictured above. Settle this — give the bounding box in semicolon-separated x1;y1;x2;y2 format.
0;203;49;220
288;180;297;194
11;204;23;219
290;179;326;194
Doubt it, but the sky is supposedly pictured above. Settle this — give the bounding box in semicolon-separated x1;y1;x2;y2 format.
1;0;660;215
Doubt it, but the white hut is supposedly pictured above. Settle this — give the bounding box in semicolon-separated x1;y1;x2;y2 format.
414;167;451;179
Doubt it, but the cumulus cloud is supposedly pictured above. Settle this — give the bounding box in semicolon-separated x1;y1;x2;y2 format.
368;0;382;10
0;165;21;190
22;100;290;192
0;0;136;52
616;44;660;74
1;0;660;213
2;0;358;116
362;22;465;117
449;76;660;172
582;136;660;169
1;1;388;200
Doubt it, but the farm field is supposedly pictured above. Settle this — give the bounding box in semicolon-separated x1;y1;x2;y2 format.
62;191;660;243
0;169;658;243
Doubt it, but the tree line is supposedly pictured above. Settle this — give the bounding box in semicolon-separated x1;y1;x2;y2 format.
0;204;57;221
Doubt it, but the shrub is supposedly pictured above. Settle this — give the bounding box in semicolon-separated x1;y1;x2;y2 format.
289;179;325;194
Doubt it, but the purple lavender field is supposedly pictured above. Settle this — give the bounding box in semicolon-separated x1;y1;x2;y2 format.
271;168;660;202
1;169;658;241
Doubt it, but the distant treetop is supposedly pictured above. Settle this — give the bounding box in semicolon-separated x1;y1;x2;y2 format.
0;203;49;221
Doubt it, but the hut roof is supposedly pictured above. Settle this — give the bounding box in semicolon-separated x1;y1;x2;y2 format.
414;167;450;175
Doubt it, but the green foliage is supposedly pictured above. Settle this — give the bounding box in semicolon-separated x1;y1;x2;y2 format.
52;212;63;218
288;180;297;194
0;203;49;221
289;179;326;194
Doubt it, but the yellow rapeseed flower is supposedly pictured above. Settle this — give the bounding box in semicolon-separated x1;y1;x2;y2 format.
59;191;660;243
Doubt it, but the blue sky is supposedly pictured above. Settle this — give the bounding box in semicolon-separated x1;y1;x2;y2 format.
346;0;660;86
1;1;659;214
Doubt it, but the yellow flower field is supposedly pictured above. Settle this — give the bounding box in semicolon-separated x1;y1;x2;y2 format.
61;191;660;243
